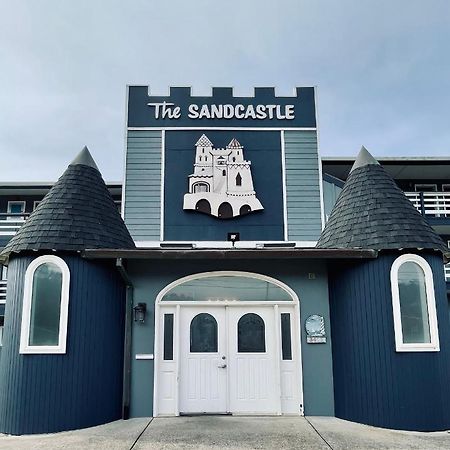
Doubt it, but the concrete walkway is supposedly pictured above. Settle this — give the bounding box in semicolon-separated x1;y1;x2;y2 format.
0;416;449;449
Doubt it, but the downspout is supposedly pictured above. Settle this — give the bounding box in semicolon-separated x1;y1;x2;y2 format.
116;257;133;420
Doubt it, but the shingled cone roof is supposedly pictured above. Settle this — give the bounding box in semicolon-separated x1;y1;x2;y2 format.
317;146;448;254
0;146;135;262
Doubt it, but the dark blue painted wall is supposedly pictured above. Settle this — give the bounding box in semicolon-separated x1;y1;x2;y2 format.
329;251;450;431
164;130;284;241
0;254;126;435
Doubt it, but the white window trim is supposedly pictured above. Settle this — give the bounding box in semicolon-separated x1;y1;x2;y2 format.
390;253;440;352
20;255;70;354
7;200;26;213
7;201;26;220
33;201;41;210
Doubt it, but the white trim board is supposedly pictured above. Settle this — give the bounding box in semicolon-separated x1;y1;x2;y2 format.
128;127;317;131
390;253;440;352
153;270;304;417
20;255;70;355
134;240;318;249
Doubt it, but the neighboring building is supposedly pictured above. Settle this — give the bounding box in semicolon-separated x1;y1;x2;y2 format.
0;87;449;435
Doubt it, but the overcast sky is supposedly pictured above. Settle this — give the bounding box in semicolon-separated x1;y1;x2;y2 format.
1;1;449;182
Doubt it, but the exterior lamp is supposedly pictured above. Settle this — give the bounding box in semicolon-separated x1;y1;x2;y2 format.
133;303;147;323
227;232;240;246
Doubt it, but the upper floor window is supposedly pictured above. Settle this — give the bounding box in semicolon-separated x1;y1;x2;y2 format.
20;255;70;354
7;201;26;219
390;254;439;352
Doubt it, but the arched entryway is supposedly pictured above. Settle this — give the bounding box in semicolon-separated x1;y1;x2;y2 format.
195;199;211;215
154;272;303;417
218;202;233;219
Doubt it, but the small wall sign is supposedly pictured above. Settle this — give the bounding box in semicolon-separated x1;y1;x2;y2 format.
305;315;326;343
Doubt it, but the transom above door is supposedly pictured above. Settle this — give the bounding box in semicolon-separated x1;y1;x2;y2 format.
154;272;303;416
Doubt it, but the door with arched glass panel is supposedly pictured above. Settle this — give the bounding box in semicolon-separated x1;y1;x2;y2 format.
228;306;278;413
179;307;227;413
158;272;301;416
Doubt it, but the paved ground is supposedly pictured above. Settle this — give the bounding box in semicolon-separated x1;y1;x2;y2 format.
0;416;449;449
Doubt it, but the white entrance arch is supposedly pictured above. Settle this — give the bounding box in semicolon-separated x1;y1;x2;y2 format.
153;271;303;416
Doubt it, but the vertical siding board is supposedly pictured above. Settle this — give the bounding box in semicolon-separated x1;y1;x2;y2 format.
125;130;162;241
284;130;322;241
0;255;126;434
330;252;450;431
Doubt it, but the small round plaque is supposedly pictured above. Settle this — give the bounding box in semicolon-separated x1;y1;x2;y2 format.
305;315;325;337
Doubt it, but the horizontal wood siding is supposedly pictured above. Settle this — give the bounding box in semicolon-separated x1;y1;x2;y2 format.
124;130;162;240
329;252;450;431
0;255;126;434
284;131;323;241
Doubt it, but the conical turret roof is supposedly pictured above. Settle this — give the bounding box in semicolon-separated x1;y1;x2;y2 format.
317;147;447;253
0;147;135;262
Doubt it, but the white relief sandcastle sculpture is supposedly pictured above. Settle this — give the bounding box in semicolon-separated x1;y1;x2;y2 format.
183;134;264;219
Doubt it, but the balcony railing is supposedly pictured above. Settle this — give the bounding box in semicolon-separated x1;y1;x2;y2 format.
0;280;6;304
405;192;450;217
0;213;30;236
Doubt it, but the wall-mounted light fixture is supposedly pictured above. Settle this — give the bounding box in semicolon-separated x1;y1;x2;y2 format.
227;232;240;247
133;303;147;323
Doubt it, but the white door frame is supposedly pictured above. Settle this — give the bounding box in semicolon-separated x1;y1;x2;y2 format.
153;270;303;416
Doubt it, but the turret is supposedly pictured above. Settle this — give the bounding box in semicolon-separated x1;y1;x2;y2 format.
0;147;134;434
317;146;450;431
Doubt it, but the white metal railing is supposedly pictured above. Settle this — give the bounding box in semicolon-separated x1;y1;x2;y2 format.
405;192;450;217
0;280;6;304
0;213;28;236
445;264;450;282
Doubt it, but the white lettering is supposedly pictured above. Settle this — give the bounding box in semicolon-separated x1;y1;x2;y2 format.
198;104;211;119
147;102;181;119
223;104;234;119
255;104;267;119
210;104;223;119
235;104;245;119
150;102;296;121
266;104;277;119
276;105;285;120
285;105;295;119
245;104;257;119
188;104;199;118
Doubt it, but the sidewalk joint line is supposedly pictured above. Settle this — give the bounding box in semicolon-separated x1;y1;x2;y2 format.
305;416;334;450
130;417;154;450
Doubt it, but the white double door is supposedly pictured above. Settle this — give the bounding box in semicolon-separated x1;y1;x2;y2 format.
179;305;280;414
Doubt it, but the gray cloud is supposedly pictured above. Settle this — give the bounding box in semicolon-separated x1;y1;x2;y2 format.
1;0;449;181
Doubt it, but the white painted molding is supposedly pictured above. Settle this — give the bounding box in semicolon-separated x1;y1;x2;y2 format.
156;270;300;306
390;253;440;352
134;240;317;248
136;354;154;360
20;255;70;355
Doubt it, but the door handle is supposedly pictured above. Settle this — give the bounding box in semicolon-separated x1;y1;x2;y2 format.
218;363;227;368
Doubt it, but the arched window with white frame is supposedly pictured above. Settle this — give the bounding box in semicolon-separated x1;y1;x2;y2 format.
20;255;70;354
390;254;439;352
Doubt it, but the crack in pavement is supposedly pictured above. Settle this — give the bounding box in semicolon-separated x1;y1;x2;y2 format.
305;417;334;450
129;418;154;450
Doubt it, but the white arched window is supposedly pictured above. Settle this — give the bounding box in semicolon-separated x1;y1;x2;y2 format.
390;254;439;352
20;255;70;354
